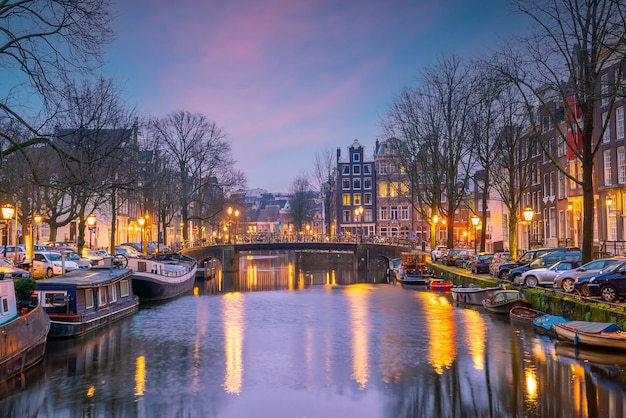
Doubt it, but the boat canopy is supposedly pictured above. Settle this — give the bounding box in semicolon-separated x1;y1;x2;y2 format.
533;314;567;331
561;320;624;333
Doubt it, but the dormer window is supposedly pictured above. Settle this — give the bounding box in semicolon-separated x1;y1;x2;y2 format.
353;153;360;162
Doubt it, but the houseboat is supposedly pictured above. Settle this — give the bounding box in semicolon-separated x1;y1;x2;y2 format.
97;253;197;302
34;268;139;338
0;279;50;380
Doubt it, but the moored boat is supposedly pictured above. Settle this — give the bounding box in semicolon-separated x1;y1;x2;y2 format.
553;321;626;350
482;289;531;314
0;279;50;380
451;284;503;305
106;253;197;302
429;278;453;291
509;306;545;323
34;268;139;338
533;314;568;337
396;252;433;286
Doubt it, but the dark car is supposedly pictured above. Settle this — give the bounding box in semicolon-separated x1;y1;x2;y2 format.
497;247;579;281
571;259;626;297
470;253;494;274
588;266;626;303
454;250;474;268
441;249;462;266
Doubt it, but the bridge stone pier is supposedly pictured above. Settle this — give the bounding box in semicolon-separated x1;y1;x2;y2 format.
183;242;413;275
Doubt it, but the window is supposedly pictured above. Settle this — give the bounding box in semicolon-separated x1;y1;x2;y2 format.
604;149;612;186
98;287;107;306
354;194;361;205
342;179;350;190
352;152;360;162
558;171;566;199
343;210;351;222
353;178;361;189
343;194;351;205
401;206;409;220
601;73;609;106
602;112;610;142
617;106;624;140
120;279;130;297
619;147;626;184
342;166;350;174
390;206;398;220
109;284;118;303
1;297;8;315
380;207;388;221
85;288;94;309
363;164;371;174
378;163;388;175
353;165;361;175
390;182;400;197
364;193;372;205
364;209;373;223
363;178;372;189
379;183;388;197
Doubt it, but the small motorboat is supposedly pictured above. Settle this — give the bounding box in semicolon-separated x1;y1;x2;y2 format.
451;284;503;305
553;321;626;350
482;289;531;314
429;278;453;291
509;306;545;324
396;252;433;286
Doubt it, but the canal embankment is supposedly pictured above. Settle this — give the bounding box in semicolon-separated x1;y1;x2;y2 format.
428;262;626;328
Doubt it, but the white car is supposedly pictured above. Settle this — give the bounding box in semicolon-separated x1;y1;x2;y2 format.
431;245;446;262
516;260;581;287
32;251;79;279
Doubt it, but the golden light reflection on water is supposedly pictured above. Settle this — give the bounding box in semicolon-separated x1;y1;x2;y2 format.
223;292;245;394
421;292;456;374
325;270;337;286
87;385;95;398
346;284;370;389
134;355;146;397
525;368;538;403
462;309;485;370
570;363;586;415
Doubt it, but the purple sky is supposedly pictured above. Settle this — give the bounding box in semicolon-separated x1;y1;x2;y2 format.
105;0;531;193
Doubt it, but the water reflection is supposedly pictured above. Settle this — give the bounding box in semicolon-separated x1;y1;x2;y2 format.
5;251;626;417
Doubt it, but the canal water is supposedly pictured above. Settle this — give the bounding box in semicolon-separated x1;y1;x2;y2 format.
3;251;626;418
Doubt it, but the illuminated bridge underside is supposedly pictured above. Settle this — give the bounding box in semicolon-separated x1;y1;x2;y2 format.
183;242;411;274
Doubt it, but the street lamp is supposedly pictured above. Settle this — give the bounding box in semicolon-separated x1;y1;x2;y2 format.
306;224;310;241
226;207;239;244
33;213;43;245
354;206;364;242
87;214;96;249
471;215;480;255
138;216;147;256
1;204;14;258
523;206;534;252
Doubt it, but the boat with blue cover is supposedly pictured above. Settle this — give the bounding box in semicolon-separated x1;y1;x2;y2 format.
553;321;626;350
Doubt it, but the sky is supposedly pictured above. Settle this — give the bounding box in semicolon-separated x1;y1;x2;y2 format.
105;0;532;193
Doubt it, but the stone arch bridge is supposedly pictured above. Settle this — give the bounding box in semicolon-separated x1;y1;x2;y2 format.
183;242;413;275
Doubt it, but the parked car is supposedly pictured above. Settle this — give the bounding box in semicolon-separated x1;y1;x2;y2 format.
497;247;579;281
511;250;582;284
114;245;144;258
0;244;26;262
517;260;581;287
441;249;462;266
552;257;626;292
569;260;626;297
454;250;475;268
0;257;31;279
588;266;626;303
32;251;79;279
489;252;511;276
61;250;92;269
81;248;104;265
470;253;494;274
431;245;446;262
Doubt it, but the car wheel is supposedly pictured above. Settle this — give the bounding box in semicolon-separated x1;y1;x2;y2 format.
525;276;538;287
561;278;575;292
600;285;617;303
580;283;590;297
510;273;520;284
46;267;54;278
499;270;509;281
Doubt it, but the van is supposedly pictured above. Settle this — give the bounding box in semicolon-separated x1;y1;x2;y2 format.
510;250;582;284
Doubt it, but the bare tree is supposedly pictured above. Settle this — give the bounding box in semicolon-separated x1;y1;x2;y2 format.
148;110;245;244
492;0;626;262
312;149;336;237
289;175;315;235
382;54;477;249
0;0;114;160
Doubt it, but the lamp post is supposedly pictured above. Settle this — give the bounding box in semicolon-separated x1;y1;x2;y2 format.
138;216;147;256
2;204;14;258
33;213;43;245
471;215;480;255
306;224;310;242
354;206;364;243
87;214;96;249
523;206;534;253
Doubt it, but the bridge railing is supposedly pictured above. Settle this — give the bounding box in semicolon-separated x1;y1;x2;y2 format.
175;234;422;251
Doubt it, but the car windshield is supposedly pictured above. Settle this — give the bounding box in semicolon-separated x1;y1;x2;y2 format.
603;261;626;273
0;258;13;266
48;253;62;261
